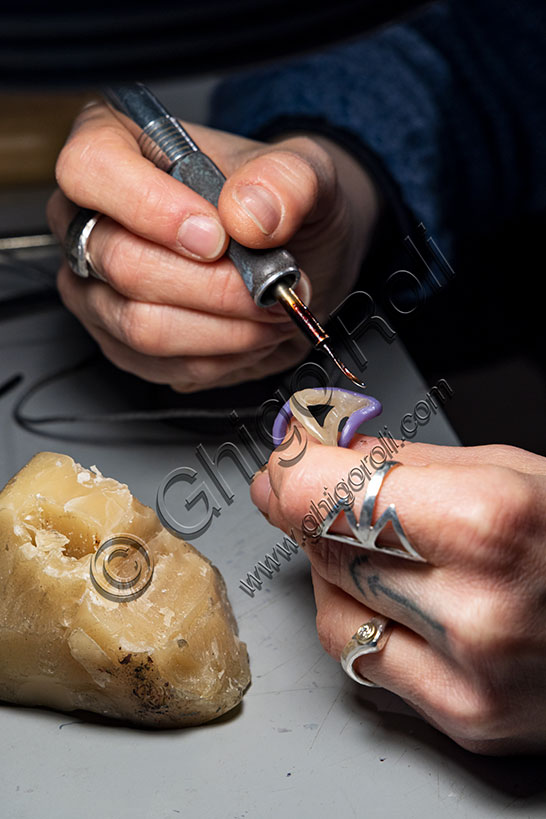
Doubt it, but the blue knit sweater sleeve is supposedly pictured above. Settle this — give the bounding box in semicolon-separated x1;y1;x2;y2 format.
209;0;546;255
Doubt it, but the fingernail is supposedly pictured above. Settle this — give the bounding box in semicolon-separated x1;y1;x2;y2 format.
234;185;281;235
250;470;271;513
177;214;225;259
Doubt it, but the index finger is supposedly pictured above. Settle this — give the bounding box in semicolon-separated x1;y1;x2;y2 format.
55;101;229;261
251;429;536;569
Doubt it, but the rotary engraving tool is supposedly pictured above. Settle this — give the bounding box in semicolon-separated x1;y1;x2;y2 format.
104;83;366;389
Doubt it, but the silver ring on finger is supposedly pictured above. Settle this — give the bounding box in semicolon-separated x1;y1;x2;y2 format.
64;207;105;281
320;461;427;563
341;615;391;687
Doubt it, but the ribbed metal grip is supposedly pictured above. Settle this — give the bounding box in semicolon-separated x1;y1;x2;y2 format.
170;152;300;305
138;117;198;171
105;82;300;306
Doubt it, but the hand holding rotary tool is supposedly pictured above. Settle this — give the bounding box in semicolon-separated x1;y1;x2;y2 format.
48;87;379;392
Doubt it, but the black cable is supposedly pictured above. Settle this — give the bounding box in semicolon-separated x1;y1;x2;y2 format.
12;354;261;444
0;373;23;399
1;252;267;441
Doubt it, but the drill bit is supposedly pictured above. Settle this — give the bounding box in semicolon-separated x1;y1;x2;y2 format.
273;282;366;389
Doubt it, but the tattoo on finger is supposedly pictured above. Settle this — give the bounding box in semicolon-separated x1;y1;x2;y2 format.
349;555;445;636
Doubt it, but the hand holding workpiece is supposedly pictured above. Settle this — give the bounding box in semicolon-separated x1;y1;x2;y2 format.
251;426;546;755
48;101;379;392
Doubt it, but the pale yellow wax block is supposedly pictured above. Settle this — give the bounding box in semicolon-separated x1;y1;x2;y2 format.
0;453;250;726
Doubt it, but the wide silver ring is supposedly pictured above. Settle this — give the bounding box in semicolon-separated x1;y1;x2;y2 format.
64;207;104;280
340;615;391;687
319;460;426;562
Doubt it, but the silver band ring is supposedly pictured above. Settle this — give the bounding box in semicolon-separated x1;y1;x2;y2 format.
319;460;426;563
340;615;391;687
64;207;104;280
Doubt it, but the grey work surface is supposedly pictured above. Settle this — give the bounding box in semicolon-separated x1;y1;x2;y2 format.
1;276;545;819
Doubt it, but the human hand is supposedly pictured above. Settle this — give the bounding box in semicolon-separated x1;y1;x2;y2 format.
48;101;379;392
251;428;546;754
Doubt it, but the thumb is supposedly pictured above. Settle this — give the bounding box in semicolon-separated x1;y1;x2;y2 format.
218;136;338;248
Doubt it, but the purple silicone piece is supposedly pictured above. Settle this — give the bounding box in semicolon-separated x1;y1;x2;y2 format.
338;397;382;447
271;387;382;448
272;399;293;448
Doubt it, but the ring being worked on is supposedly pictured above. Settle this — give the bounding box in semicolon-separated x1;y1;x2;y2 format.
64;207;104;280
341;615;391;687
320;461;427;562
271;387;382;448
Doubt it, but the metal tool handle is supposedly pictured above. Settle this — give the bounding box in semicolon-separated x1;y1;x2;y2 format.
104;83;300;307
